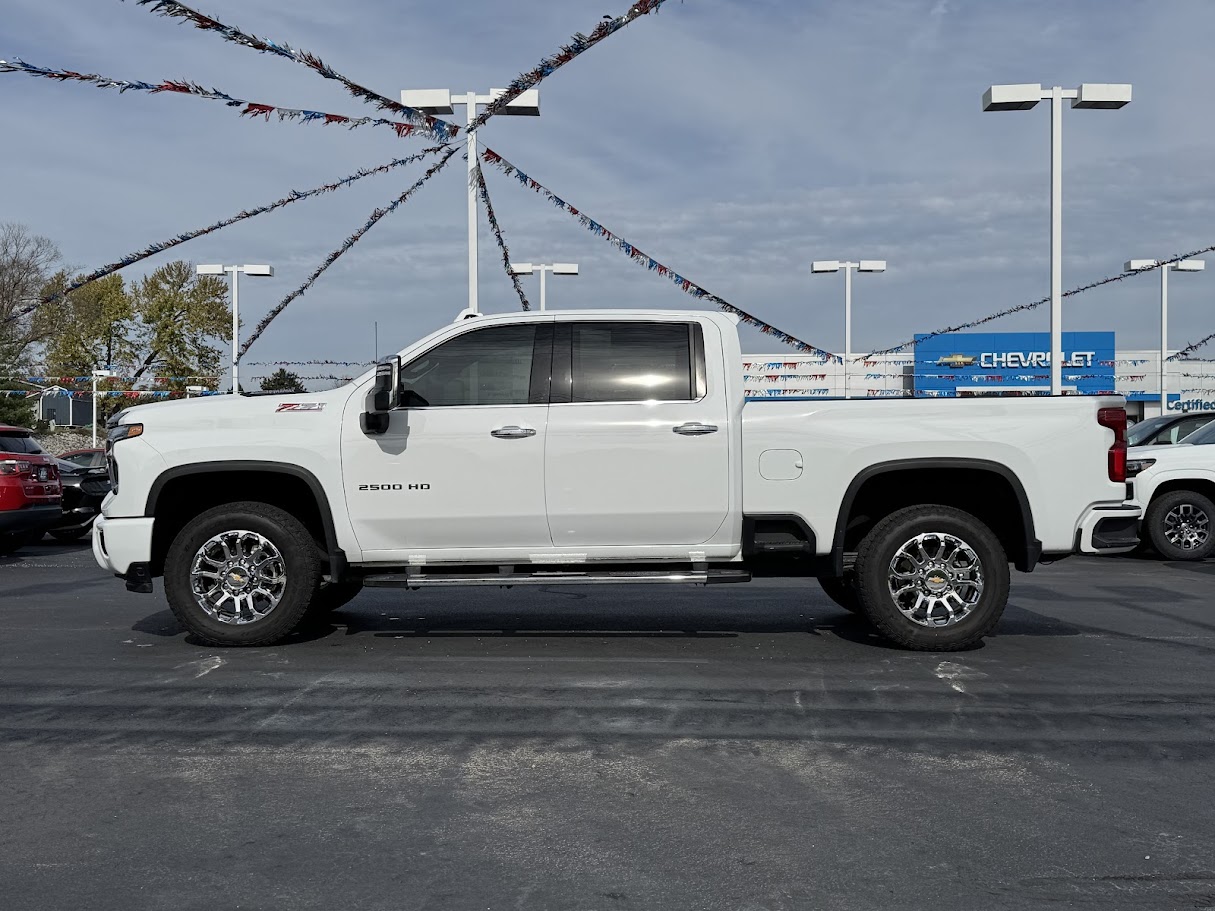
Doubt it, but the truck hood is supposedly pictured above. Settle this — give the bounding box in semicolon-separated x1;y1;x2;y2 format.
112;386;356;431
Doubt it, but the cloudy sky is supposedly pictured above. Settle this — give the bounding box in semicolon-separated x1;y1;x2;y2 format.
5;0;1215;378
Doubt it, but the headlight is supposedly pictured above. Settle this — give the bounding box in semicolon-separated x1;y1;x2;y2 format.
107;423;144;444
1125;458;1156;477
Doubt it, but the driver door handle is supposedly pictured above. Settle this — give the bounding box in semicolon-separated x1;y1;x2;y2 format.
491;425;537;439
673;422;719;436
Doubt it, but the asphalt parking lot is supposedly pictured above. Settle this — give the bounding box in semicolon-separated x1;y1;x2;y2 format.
2;541;1213;911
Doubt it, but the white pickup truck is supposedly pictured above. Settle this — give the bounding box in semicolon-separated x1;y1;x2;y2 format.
94;309;1140;651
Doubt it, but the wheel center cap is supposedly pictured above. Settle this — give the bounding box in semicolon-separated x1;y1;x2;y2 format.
226;568;250;591
924;566;952;594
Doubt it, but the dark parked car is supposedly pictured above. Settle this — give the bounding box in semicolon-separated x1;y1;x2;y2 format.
58;448;107;469
50;457;111;542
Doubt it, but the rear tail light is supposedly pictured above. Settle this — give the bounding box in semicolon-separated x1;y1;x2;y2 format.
0;459;32;477
1098;406;1128;483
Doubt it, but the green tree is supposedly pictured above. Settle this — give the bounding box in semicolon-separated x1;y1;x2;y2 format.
0;393;38;430
128;261;230;389
0;223;61;371
260;368;306;393
37;272;136;375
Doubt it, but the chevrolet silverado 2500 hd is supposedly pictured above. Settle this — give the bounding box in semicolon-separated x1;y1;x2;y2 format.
94;309;1139;650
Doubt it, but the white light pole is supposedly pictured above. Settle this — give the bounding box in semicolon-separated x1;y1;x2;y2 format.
1125;258;1205;412
401;88;540;316
509;262;579;311
197;264;274;395
983;83;1132;395
90;368;115;447
811;260;887;399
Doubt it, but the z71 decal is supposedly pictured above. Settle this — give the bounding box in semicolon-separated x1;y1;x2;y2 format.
276;402;326;412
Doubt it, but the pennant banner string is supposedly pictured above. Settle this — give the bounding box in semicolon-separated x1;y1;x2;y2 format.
0;58;433;144
469;0;672;132
471;163;531;311
480;145;838;362
864;243;1215;359
243;360;375;367
241;146;460;355
3;150;442;325
122;0;458;140
1173;329;1215;361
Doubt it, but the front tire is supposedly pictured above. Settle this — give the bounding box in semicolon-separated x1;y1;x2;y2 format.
853;505;1009;651
164;501;323;646
1145;489;1215;561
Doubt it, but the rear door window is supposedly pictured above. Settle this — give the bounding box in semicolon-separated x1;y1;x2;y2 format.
567;322;698;403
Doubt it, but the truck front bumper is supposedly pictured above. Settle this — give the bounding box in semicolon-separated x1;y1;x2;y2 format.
1076;504;1142;555
93;514;155;585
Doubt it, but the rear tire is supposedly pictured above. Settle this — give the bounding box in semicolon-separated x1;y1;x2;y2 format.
50;526;91;543
0;530;42;556
1145;489;1215;561
818;573;861;613
164;501;323;646
853;505;1009;651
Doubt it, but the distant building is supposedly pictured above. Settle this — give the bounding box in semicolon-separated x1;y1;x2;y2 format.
32;387;95;427
743;330;1215;422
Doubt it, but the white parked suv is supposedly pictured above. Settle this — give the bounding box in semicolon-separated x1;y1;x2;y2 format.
1126;419;1215;560
94;309;1139;651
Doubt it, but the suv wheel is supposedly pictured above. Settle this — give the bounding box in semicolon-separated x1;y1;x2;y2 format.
853;505;1009;651
1145;489;1215;561
164;501;323;646
0;530;42;557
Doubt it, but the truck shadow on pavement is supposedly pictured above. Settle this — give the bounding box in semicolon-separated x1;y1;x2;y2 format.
129;600;1110;652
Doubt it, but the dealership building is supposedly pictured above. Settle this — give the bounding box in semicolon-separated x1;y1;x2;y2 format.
743;330;1215;421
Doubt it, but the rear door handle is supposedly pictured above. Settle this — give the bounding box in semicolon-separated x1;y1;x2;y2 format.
490;425;537;439
673;422;719;436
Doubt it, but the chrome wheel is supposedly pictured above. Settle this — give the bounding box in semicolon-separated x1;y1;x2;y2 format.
887;532;985;628
1163;503;1210;551
189;529;287;624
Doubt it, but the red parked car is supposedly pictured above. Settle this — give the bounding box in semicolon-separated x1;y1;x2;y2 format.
0;424;62;555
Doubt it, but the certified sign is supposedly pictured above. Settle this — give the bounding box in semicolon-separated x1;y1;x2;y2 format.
1169;399;1215;413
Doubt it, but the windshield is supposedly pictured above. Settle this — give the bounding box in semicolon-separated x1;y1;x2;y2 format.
1127;415;1172;446
1178;420;1215;445
0;432;44;455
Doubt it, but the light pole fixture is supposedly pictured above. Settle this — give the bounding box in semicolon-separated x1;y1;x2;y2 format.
811;260;887;399
196;263;274;395
509;262;579;311
91;368;115;447
1125;258;1205;412
983;82;1132;395
401;87;540;317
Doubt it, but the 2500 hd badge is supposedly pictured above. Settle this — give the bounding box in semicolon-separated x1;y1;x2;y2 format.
357;483;431;491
